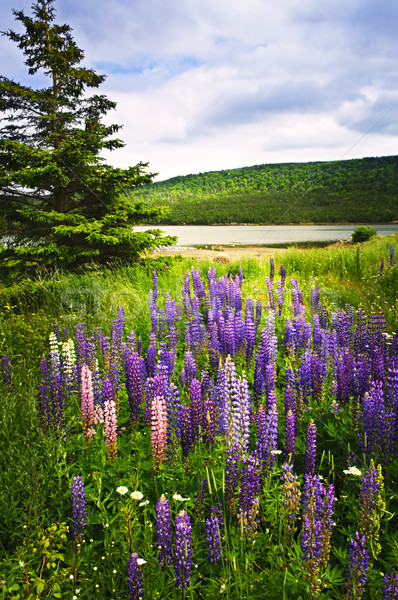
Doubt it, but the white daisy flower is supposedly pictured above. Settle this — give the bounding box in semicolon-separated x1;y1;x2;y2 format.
131;490;144;500
116;486;129;495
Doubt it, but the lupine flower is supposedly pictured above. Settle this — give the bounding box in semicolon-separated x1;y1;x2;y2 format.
127;553;144;600
238;453;261;538
280;463;301;544
304;419;317;475
205;505;224;562
71;475;87;542
1;356;12;387
151;395;167;469
156;495;173;567
345;532;370;599
125;351;144;428
231;373;251;455
301;474;325;596
285;409;296;464
175;510;193;589
104;394;117;462
81;365;95;443
359;460;385;560
382;573;398;599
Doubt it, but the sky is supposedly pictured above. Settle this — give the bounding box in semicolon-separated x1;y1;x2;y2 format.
1;0;398;181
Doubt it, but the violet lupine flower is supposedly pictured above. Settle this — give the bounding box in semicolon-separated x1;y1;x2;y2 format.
103;383;117;461
265;277;275;311
125;351;144;428
304;419;317;475
300;474;325;596
174;510;193;589
380;257;385;276
180;405;193;458
146;344;156;379
345;532;370;600
71;475;87;542
231;373;251;455
190;379;202;445
81;365;95;443
202;383;216;447
390;245;396;265
156;494;173;567
1;356;12;387
180;350;197;389
149;289;158;335
382;573;398;599
238;452;261;538
205;505;224;562
152;268;158;302
166;383;182;453
269;257;275;282
260;404;278;473
127;553;144;600
151;395;168;470
362;380;386;458
218;356;237;437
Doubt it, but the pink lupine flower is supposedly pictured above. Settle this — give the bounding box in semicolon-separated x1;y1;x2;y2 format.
81;365;95;443
104;397;117;461
151;395;167;469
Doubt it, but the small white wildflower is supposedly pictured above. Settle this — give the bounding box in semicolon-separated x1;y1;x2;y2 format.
139;500;150;507
113;569;117;574
18;560;24;568
69;574;74;580
343;466;362;476
93;566;98;571
137;558;147;565
270;449;282;455
116;486;129;495
173;493;184;501
131;491;144;500
220;583;226;593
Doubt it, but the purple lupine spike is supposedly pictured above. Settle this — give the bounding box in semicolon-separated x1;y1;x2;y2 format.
146;343;156;379
218;356;237;437
345;532;370;599
380;257;385;276
276;280;284;316
53;322;61;343
390;245;396;265
301;474;326;596
362;380;386;458
205;505;224;562
180;350;197;388
265;277;275;311
304;419;317;475
238;453;261;537
231;373;251;455
125;351;144;427
280;263;286;285
260;404;278;472
269;257;275;282
156;495;172;567
166;383;182;452
149;289;158;335
1;356;12;387
382;573;398;599
190;378;202;445
152;268;158;302
202;382;216;447
371;346;385;383
175;510;192;589
180;405;193;457
127;553;144;600
225;314;235;358
245;297;254;323
71;475;87;542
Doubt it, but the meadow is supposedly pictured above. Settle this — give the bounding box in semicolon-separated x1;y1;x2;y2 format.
0;234;398;599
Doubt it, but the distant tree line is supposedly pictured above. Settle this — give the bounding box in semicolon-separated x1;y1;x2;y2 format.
128;156;398;224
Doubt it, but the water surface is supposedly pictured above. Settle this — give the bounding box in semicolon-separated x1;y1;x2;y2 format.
134;224;398;247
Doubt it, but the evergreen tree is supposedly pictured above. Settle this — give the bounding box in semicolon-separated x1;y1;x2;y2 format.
0;0;175;271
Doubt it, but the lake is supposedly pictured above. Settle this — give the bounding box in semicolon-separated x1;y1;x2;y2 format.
133;224;398;247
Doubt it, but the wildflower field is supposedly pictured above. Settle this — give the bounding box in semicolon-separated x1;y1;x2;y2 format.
0;236;398;599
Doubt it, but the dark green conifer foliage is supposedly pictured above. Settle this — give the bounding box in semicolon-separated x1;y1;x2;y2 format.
0;0;175;271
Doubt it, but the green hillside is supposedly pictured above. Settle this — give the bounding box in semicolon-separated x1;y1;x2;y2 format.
127;155;398;224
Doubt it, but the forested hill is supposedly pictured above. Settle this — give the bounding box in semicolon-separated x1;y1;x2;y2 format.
127;155;398;224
